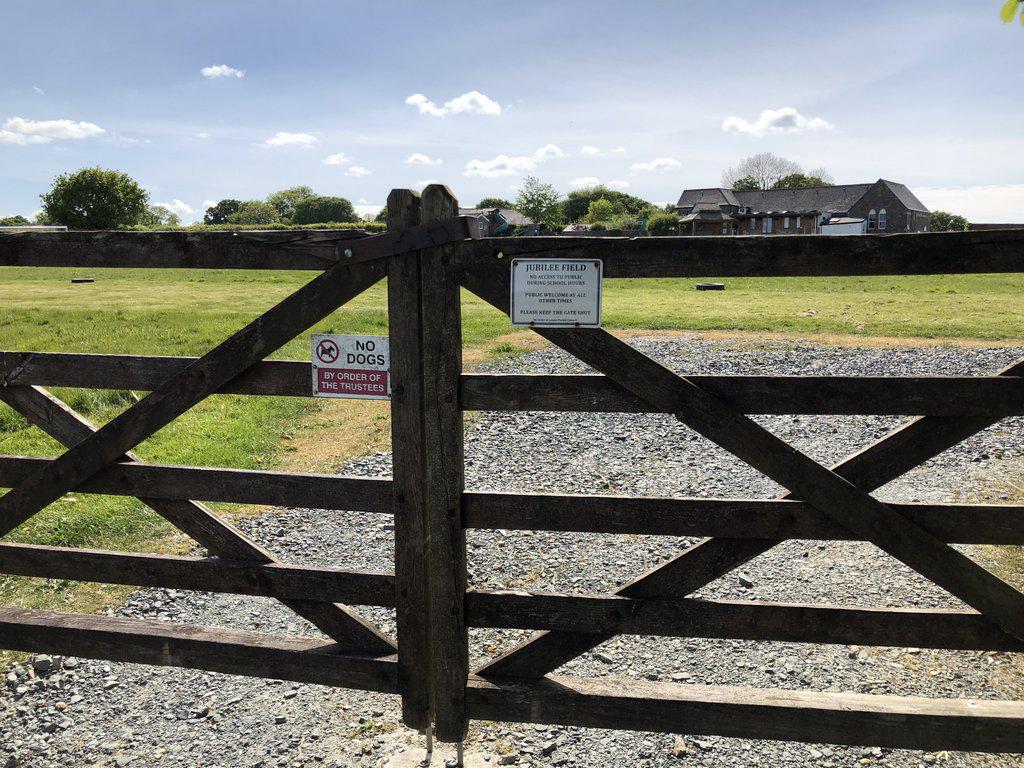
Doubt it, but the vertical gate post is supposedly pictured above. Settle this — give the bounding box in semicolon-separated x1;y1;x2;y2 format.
420;184;469;742
386;188;432;731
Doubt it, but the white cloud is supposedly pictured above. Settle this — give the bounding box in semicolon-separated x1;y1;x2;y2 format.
354;203;384;219
413;179;440;191
202;200;217;210
608;180;631;189
322;152;351;165
405;90;502;117
580;145;601;156
33;86;45;96
916;184;1024;224
196;131;211;140
406;152;442;165
262;131;318;148
154;199;196;218
464;144;566;178
611;147;626;153
346;166;372;177
722;107;834;137
201;64;245;79
570;176;601;189
629;157;682;173
0;116;105;145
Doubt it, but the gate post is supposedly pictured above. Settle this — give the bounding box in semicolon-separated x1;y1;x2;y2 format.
386;188;432;732
419;184;469;743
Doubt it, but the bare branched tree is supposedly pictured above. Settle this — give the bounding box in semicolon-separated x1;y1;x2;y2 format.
721;152;803;190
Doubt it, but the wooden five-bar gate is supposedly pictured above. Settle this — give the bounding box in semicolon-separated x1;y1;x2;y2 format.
3;184;1024;756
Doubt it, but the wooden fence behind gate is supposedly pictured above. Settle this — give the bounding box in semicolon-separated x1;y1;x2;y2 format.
2;185;1024;754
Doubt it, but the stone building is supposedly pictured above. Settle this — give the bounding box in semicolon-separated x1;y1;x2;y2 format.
674;179;930;235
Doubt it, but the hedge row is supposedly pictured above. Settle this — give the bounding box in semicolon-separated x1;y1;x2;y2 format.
123;221;386;233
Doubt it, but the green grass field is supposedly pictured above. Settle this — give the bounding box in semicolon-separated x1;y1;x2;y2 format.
1;266;1023;613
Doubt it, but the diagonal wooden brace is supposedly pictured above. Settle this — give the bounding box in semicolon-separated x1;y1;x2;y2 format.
0;212;478;541
0;384;395;655
461;267;1024;677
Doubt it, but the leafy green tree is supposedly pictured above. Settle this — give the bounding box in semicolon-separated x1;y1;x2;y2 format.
585;197;616;224
227;201;280;225
204;199;242;225
771;173;833;190
929;210;970;232
646;211;679;236
0;215;30;226
40;167;149;229
730;176;761;191
476;197;515;209
291;195;359;224
140;206;182;227
515;176;563;228
561;186;652;223
1000;0;1023;24
374;206;388;224
266;186;315;222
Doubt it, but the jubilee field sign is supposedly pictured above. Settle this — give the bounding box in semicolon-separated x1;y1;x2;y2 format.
510;259;603;327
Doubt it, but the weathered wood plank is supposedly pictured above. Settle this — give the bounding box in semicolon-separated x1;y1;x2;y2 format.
458;228;1024;278
0;455;391;512
0;608;399;693
461;491;1024;544
466;675;1024;752
0;352;310;395
0;215;476;270
466;268;1024;675
0;542;395;606
420;184;469;742
386;188;432;731
0;385;397;656
465;591;1024;651
460;373;1024;416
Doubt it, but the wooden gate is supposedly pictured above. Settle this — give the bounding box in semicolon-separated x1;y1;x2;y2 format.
3;184;1024;756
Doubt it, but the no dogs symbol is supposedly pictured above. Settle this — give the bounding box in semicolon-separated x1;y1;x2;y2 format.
315;339;340;364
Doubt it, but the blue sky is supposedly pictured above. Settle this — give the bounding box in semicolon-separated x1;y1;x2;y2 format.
2;1;1022;222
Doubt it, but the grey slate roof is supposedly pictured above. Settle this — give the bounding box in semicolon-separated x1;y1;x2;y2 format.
675;188;740;208
879;180;930;212
459;207;534;226
731;184;873;214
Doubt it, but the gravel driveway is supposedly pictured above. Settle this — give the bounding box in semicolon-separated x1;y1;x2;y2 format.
3;336;1024;768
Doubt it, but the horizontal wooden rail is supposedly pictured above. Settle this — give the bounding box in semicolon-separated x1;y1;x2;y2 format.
457;228;1024;278
0;455;391;512
0;542;395;606
462;492;1024;544
8;352;1024;417
466;675;1024;752
0;229;370;270
465;591;1024;651
0;608;398;692
461;373;1024;416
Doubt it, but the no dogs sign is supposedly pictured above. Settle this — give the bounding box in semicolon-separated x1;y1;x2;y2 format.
510;259;603;327
311;334;390;399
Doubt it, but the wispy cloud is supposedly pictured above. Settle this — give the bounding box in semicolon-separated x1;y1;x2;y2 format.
196;131;211;140
32;86;45;96
629;157;681;173
0;116;105;145
406;152;442;165
406;90;502;117
345;166;371;177
202;200;217;210
570;176;601;189
722;107;834;137
464;144;565;178
608;180;631;189
201;64;245;79
262;131;318;148
322;152;351;165
154;199;196;218
580;145;602;156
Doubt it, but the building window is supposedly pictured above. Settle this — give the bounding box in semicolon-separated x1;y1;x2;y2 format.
722;223;728;235
783;216;790;228
762;217;773;234
868;209;877;230
750;218;756;231
878;208;887;230
795;216;801;230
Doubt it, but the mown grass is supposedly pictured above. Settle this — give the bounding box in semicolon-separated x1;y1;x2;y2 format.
1;266;1023;617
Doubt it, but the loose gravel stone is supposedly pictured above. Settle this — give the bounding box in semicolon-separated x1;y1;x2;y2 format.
3;336;1024;767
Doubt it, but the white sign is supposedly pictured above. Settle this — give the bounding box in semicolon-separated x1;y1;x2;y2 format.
510;259;603;327
311;334;390;399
